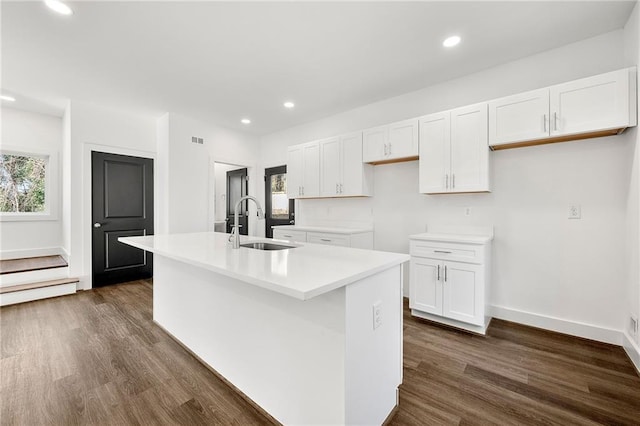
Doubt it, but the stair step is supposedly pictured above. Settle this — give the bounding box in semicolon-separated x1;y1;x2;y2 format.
0;277;79;294
0;278;78;307
0;267;69;287
0;255;68;275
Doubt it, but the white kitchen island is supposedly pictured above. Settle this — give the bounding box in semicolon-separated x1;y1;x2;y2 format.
120;232;409;426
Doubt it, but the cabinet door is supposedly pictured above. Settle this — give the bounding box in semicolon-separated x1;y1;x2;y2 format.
388;118;419;160
286;145;303;199
409;257;443;316
550;68;632;137
362;125;388;163
419;112;450;194
301;142;320;197
319;137;341;197
273;228;307;243
306;232;350;247
488;88;550;146
340;131;368;196
450;103;490;193
442;262;483;326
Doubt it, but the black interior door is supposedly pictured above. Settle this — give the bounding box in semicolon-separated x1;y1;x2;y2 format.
226;168;248;235
265;165;295;238
92;151;153;287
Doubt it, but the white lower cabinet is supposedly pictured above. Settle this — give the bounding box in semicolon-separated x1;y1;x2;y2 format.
409;233;492;334
273;227;373;249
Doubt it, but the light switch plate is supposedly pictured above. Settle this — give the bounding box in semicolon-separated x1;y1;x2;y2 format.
568;205;581;219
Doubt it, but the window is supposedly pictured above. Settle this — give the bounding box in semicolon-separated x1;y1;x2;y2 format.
0;148;57;220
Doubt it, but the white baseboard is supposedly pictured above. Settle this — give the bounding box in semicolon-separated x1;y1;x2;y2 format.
623;332;640;374
0;246;66;261
491;305;622;345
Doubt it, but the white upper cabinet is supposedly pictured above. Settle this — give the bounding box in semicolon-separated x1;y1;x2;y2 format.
363;119;418;163
287;141;319;198
488;88;549;146
340;132;372;197
292;132;372;199
489;67;637;149
320;136;341;197
550;68;635;137
419;103;490;194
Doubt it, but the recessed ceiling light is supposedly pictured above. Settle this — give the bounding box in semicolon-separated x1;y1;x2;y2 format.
443;35;461;48
44;0;73;16
1;95;16;102
241;118;251;124
283;101;295;109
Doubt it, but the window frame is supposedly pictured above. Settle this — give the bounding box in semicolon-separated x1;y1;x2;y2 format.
0;146;59;222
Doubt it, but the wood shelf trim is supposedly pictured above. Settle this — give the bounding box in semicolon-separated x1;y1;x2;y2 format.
489;128;625;151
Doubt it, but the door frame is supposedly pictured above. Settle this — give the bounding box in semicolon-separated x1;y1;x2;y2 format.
209;157;259;236
264;165;295;238
83;144;156;290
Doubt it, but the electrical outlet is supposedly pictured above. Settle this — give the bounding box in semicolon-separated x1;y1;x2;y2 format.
631;315;638;337
373;301;382;330
568;205;581;219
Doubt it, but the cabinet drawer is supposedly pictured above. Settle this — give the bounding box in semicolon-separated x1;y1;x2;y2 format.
307;232;350;247
273;229;307;243
410;240;484;264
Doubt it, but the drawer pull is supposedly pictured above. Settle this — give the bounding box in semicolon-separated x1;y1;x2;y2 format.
282;235;292;238
434;250;452;254
437;265;440;281
320;238;332;242
444;265;448;282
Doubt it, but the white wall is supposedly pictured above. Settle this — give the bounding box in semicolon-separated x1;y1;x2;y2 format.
623;0;640;367
0;108;63;256
259;30;634;341
67;101;157;288
157;113;259;235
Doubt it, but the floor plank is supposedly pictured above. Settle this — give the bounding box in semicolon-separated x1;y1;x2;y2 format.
1;281;639;425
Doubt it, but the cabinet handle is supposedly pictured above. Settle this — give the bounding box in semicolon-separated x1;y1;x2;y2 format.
444;265;448;282
437;265;440;281
553;112;559;131
445;174;449;189
320;238;332;242
452;174;455;189
283;235;292;238
383;144;388;156
340;183;343;193
543;114;548;132
336;183;339;194
434;250;452;254
388;142;392;155
302;186;304;196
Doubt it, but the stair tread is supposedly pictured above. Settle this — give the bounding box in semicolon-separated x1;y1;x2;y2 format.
0;278;79;294
0;255;68;275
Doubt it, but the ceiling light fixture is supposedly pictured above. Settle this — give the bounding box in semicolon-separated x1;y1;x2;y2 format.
241;118;251;124
283;101;295;109
0;95;16;102
443;35;461;48
44;0;74;16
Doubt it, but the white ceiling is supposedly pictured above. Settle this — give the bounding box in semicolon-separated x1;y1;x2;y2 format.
1;1;636;135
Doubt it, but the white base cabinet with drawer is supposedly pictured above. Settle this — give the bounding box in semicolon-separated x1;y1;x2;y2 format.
409;233;492;334
273;226;374;249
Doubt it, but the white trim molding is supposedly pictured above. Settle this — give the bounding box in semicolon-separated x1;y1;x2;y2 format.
491;304;622;345
623;332;640;374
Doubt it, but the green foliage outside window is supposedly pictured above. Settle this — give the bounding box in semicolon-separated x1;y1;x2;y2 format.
0;154;47;213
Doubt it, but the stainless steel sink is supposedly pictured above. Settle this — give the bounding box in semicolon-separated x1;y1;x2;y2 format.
240;242;296;251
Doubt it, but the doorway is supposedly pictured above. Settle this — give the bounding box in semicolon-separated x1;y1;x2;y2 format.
265;165;295;238
212;162;251;234
91;151;153;287
226;167;249;235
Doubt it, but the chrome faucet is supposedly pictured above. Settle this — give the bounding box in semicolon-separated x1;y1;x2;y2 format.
230;195;265;249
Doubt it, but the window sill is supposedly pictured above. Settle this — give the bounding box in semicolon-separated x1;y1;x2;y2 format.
0;212;58;222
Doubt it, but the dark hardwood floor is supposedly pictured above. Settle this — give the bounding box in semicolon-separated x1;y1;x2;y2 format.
1;280;639;425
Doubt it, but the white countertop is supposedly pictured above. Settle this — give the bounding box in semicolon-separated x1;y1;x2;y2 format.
409;232;493;244
120;232;408;301
272;225;373;234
